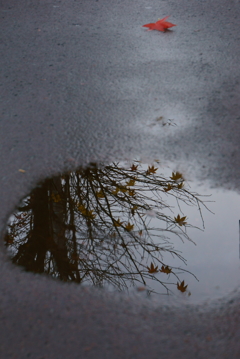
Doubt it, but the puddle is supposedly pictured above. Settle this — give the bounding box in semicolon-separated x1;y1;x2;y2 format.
3;161;240;304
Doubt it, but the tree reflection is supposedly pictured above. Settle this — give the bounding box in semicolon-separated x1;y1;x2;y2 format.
4;161;209;294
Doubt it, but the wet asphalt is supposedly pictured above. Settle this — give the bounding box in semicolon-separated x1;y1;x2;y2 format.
1;0;240;357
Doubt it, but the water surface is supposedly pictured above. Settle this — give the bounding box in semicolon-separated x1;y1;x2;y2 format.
4;161;240;304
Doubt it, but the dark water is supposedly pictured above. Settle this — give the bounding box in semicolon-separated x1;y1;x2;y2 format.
4;160;240;304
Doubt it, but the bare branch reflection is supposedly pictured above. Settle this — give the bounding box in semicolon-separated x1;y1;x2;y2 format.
4;161;210;295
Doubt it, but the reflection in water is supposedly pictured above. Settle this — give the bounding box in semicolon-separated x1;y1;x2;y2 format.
4;161;209;295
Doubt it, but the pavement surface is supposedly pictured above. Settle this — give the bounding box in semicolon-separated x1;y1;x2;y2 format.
1;0;240;357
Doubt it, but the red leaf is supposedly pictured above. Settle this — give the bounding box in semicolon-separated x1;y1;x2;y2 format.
142;16;176;32
142;23;156;30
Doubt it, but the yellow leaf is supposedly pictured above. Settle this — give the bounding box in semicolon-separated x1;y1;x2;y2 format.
119;186;127;193
160;265;172;274
78;204;87;214
131;205;138;215
126;179;136;186
128;189;135;197
78;205;95;219
85;210;95;220
113;218;122;227
177;280;188;293
147;262;159;273
146;165;158;175
96;190;104;198
112;187;119;195
177;182;184;189
170;171;183;182
131;164;138;171
174;214;187;226
164;183;173;192
125;222;134;231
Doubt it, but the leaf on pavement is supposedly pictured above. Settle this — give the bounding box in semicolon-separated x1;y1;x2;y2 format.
142;16;176;32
